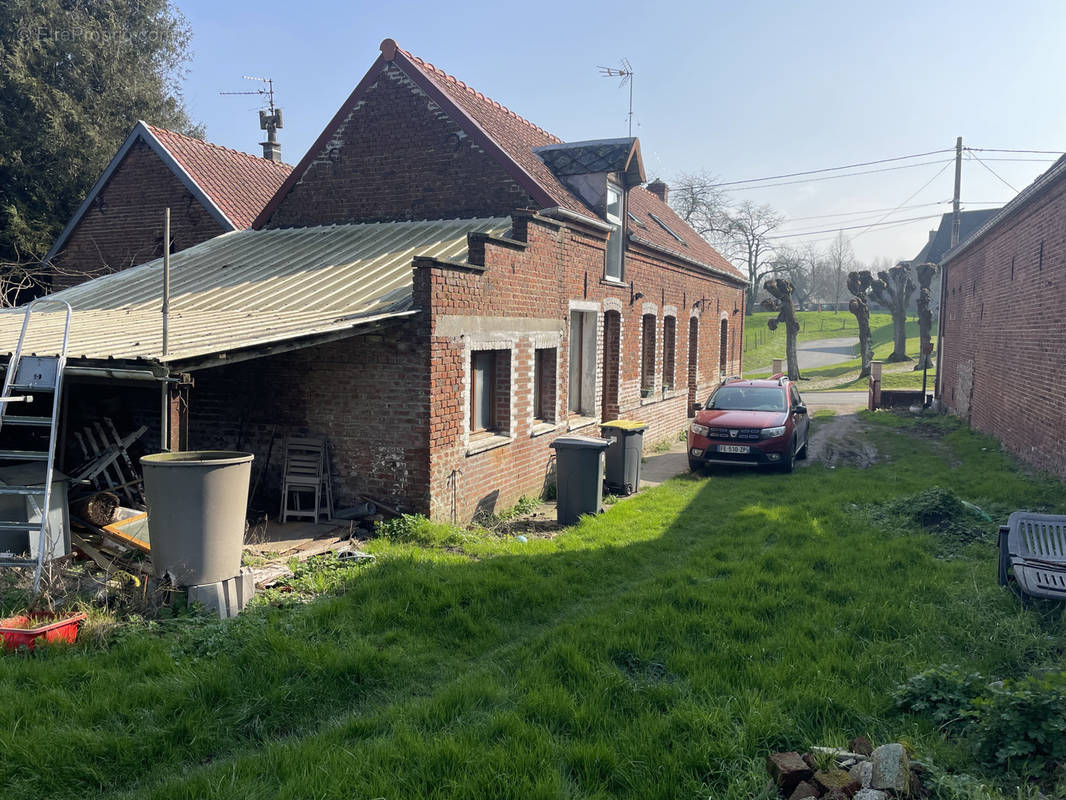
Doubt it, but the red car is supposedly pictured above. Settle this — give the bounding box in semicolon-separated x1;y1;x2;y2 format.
687;376;810;473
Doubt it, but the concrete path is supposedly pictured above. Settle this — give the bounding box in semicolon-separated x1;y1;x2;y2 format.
640;440;690;488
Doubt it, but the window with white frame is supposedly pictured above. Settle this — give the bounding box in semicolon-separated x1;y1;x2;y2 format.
604;184;623;281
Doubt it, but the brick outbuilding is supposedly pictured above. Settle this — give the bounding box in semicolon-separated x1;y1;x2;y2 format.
45;122;291;290
10;39;747;521
937;155;1066;480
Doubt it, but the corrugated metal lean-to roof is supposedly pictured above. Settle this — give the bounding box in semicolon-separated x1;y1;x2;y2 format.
1;217;508;368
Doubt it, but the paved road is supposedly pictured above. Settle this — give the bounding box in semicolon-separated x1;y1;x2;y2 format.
752;337;859;374
796;337;859;369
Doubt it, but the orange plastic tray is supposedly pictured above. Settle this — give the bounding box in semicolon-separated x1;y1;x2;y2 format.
0;611;87;650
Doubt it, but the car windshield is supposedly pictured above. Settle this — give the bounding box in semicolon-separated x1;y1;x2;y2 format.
707;386;786;412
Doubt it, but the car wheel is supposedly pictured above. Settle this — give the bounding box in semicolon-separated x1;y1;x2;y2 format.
780;439;796;473
796;436;808;460
688;457;703;473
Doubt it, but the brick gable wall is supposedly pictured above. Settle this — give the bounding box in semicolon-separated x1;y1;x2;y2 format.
52;140;227;290
939;179;1066;480
264;64;537;228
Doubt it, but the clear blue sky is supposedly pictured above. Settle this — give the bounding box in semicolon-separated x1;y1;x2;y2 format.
175;0;1066;263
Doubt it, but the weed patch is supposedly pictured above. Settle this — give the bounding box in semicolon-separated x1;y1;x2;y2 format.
867;486;997;554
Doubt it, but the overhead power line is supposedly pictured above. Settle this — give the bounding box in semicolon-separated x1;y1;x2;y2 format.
727;158;955;192
966;147;1065;155
967;151;1018;193
766;213;945;240
707;148;955;187
781;200;949;224
850;159;955;241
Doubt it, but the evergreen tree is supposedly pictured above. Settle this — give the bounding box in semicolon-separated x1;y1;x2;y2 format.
0;0;202;265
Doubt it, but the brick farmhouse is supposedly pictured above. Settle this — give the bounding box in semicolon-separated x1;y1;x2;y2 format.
21;39;747;521
45;122;291;290
937;154;1066;480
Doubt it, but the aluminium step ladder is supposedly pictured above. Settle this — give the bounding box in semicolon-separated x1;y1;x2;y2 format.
0;298;72;593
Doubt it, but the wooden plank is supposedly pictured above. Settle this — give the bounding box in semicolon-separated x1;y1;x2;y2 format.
70;531;117;571
104;417;143;503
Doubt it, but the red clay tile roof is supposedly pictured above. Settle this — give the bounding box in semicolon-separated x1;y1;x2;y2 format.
145;125;291;229
627;187;740;279
396;47;742;281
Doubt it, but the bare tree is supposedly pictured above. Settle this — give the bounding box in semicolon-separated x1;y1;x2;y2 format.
669;177;786;315
825;231;853;311
0;252;53;307
718;201;786;315
913;262;939;370
670;171;728;240
847;270;874;377
761;278;801;380
869;263;917;362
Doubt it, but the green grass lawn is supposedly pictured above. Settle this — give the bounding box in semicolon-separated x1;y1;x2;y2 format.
745;311;936;391
2;415;1064;799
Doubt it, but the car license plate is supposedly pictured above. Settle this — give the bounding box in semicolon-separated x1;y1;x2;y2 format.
717;444;749;454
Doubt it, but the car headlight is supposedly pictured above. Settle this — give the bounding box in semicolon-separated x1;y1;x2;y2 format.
691;422;710;437
760;425;786;439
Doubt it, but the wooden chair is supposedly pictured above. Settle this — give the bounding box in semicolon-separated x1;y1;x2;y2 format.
998;512;1066;601
279;437;334;523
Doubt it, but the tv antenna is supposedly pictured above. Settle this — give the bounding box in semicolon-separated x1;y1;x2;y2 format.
598;58;635;136
220;75;284;162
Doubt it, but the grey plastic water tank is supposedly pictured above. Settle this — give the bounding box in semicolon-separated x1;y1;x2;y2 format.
549;435;609;526
141;451;253;586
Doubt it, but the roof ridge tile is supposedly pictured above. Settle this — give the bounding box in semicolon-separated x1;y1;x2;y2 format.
145;123;293;170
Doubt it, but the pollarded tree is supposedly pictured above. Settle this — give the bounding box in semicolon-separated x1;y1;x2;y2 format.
847;270;874;378
761;278;801;380
913;262;939;371
869;263;917;362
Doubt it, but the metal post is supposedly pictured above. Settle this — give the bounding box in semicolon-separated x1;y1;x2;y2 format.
162;208;170;357
160;381;168;451
951;137;962;247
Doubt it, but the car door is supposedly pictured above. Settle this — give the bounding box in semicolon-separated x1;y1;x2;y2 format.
790;384;810;446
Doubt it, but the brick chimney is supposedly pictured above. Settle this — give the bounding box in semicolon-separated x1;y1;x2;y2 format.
647;178;668;203
259;108;284;162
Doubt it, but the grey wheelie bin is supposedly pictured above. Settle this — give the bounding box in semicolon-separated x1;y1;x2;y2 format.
141;451;254;585
549;435;609;526
600;420;648;495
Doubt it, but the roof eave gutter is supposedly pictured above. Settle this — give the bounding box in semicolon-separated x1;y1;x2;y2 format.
540;206;614;233
628;234;748;287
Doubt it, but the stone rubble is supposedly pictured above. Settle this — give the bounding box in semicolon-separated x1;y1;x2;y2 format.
766;739;928;799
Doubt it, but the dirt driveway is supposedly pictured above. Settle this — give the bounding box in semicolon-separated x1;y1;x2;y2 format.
801;412;877;468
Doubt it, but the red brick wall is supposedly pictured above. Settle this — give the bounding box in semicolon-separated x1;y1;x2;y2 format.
174;210;744;522
51;140;227;290
939;176;1066;480
263;63;537;228
419;211;745;521
187;323;432;514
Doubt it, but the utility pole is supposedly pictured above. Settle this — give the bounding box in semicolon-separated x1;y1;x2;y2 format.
951;136;962;247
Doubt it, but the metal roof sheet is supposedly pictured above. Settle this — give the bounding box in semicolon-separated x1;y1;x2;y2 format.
4;217;508;367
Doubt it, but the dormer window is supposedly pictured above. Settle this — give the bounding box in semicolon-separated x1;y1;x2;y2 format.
605;183;623;280
531;137;645;283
